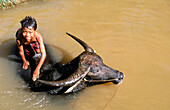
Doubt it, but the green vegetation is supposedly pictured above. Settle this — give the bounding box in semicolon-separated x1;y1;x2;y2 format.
0;0;42;9
1;0;18;9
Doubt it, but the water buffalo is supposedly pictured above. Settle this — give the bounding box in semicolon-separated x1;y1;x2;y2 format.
7;33;123;94
36;33;124;94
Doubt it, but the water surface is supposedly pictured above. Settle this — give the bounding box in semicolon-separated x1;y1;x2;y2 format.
0;0;170;110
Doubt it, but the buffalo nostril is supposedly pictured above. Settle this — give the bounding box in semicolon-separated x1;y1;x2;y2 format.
112;72;124;84
118;72;124;79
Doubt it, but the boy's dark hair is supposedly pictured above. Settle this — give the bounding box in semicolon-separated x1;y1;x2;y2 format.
20;16;37;30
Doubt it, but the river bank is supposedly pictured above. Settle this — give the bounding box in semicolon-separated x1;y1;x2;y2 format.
0;0;42;9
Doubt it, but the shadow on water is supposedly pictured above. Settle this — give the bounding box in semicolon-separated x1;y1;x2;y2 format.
0;38;20;61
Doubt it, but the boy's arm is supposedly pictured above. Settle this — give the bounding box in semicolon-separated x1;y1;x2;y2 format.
36;33;46;70
32;32;46;81
16;40;27;63
16;40;29;69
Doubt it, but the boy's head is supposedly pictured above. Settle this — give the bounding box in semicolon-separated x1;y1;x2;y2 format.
20;16;37;30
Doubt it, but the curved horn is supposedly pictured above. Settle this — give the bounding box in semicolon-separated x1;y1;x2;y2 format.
37;67;90;87
66;32;94;53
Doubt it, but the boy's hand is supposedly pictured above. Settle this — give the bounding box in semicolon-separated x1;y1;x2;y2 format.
23;61;29;69
32;69;40;81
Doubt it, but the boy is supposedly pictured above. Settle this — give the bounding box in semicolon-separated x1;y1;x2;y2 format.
16;16;46;81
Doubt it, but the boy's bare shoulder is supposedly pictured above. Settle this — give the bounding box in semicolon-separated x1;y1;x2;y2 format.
35;31;43;40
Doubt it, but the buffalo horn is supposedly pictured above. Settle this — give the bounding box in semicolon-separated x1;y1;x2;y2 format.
37;67;90;87
66;32;94;53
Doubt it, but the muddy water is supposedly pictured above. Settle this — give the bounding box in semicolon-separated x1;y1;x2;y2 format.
0;0;170;110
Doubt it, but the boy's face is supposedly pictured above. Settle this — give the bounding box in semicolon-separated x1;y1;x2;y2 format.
22;27;35;42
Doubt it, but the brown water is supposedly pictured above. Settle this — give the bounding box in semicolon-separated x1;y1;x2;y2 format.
0;0;170;110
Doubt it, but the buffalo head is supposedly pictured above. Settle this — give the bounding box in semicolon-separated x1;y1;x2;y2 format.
38;33;124;93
